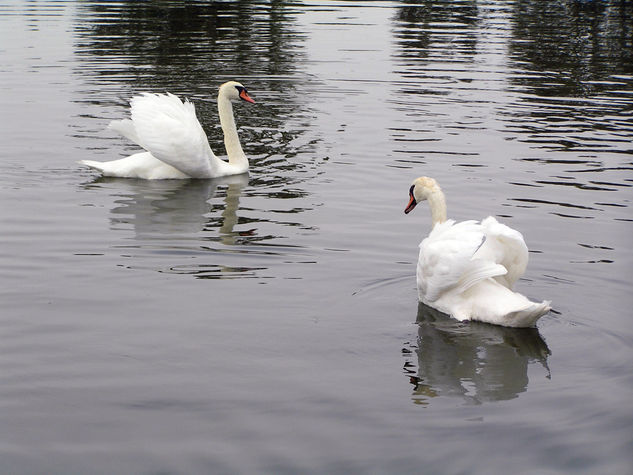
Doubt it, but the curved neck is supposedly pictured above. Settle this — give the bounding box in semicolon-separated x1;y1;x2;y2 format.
217;95;248;169
427;189;447;226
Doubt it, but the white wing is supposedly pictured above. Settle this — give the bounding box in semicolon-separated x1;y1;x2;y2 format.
417;220;507;302
476;216;528;289
110;93;216;178
108;118;141;146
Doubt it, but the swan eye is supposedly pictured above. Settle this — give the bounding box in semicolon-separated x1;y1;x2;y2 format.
409;185;415;197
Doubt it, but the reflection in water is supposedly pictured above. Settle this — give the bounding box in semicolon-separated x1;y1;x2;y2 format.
403;303;550;406
392;0;479;67
84;173;313;280
103;174;249;241
99;174;265;280
388;0;499;166
390;0;633;223
73;1;306;87
509;0;632;98
219;177;251;246
505;1;633;154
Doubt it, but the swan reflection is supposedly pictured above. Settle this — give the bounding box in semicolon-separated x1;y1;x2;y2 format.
83;172;313;279
101;173;249;242
404;303;550;406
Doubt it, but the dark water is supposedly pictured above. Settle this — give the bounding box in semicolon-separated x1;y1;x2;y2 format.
1;1;632;474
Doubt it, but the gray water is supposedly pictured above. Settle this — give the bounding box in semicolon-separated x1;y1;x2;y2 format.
1;1;632;474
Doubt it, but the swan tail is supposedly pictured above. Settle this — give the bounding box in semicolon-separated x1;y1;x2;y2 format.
78;158;125;177
78;159;108;172
78;153;189;179
504;300;551;328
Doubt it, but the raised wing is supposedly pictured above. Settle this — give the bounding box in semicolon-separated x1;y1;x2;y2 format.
112;93;215;178
417;220;507;302
476;216;528;289
108;118;141;146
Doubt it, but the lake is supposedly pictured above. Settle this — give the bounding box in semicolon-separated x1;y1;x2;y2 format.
1;1;632;474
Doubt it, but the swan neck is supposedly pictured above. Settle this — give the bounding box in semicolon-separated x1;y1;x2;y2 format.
428;189;447;225
218;94;247;168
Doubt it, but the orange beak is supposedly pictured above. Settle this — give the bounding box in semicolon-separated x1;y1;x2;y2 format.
404;195;417;214
239;89;255;104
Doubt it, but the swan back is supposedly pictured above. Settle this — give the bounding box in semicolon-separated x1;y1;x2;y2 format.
417;220;507;302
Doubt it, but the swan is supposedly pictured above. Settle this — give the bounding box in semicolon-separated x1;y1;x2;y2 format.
404;176;551;328
79;81;255;179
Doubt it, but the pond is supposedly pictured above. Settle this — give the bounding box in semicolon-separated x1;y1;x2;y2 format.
1;1;632;474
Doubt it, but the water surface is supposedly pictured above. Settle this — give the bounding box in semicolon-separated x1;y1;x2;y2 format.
1;1;632;474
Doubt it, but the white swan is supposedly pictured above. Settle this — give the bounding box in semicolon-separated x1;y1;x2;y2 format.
404;176;551;328
79;81;255;179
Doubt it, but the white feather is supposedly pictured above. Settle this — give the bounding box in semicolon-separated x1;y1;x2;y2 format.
107;119;141;147
79;152;188;179
476;216;528;289
127;93;215;178
79;81;253;180
408;177;550;328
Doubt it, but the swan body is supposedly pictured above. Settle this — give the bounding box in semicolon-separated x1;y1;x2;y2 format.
405;176;550;328
80;81;255;179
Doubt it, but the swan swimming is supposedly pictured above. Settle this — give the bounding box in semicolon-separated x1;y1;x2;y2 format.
79;81;255;179
404;176;551;328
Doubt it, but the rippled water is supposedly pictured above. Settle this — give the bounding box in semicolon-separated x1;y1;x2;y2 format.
1;1;632;474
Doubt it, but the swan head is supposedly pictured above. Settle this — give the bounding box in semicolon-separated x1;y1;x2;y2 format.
404;176;443;215
219;81;255;104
